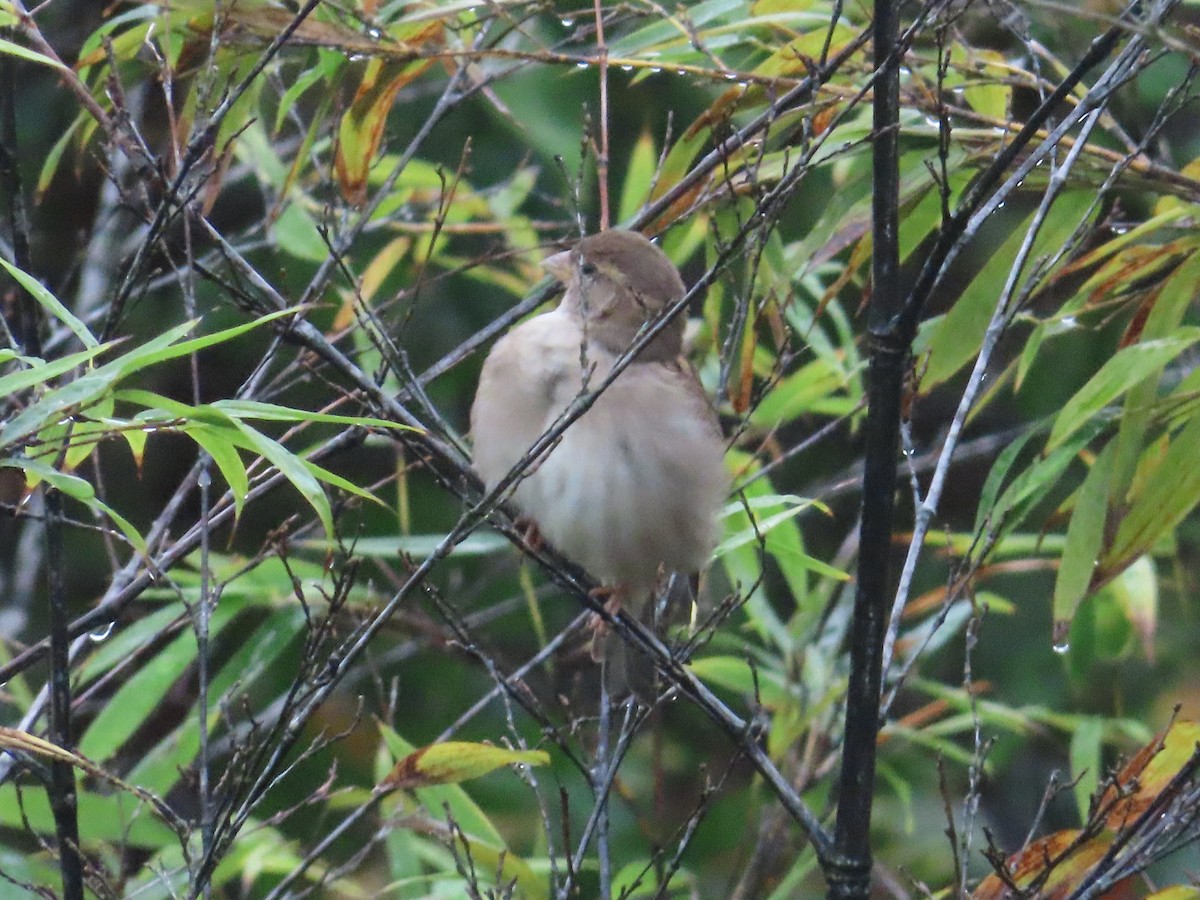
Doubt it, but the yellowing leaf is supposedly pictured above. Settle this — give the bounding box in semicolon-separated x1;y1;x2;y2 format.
335;47;439;204
974;722;1200;898
378;741;549;791
1146;887;1200;900
1100;720;1200;829
972;829;1115;899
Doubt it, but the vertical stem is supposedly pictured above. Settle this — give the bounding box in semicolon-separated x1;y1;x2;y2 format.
595;661;613;900
829;0;901;896
45;487;84;900
0;44;32;351
593;0;610;230
3;45;83;900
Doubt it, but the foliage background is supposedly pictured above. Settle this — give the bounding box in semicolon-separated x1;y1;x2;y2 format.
3;0;1200;897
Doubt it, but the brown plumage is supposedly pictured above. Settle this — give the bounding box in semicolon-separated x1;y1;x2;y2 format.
470;230;729;693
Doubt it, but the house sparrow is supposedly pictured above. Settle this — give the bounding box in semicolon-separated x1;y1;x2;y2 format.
470;229;728;691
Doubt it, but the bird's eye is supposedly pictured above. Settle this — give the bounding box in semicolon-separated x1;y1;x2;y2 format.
580;262;597;276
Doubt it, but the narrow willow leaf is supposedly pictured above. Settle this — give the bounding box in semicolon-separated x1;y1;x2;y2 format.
1099;720;1200;828
36;116;84;201
273;58;332;134
973;426;1041;536
986;416;1111;542
0;36;68;70
1069;717;1104;825
715;495;820;548
961;48;1010;118
0;257;97;349
320;532;510;558
609;0;743;57
77;603;184;682
106;308;297;380
718;458;795;650
0;345;108;398
618;130;658;223
748;357;852;427
972;829;1110;899
0;784;177;848
215;398;415;431
231;421;334;536
1107;412;1200;568
184;423;251;522
0;369;122;454
688;655;788;708
300;457;386;508
1052;442;1114;640
336;58;434;204
122;389;241;429
1109;251;1200;505
1109;555;1157;660
1047;330;1200;452
129;607;307;796
94;497;146;553
79;600;238;762
8;458;95;501
926;191;1094;388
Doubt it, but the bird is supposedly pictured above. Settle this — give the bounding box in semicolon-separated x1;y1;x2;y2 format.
470;229;728;695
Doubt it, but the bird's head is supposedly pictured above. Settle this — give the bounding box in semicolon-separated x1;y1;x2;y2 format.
544;230;687;361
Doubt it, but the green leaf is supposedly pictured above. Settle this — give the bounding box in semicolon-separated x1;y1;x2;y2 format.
336;59;433;204
1108;554;1157;660
618;131;659;223
5;458;94;501
925;191;1094;387
1109;251;1200;503
122;389;240;428
214;398;414;432
1052;442;1114;638
128;607;307;795
36;116;82;200
973;425;1041;536
986;416;1112;542
718;459;796;650
713;495;827;556
79;600;238;761
1107;411;1200;566
0;256;97;349
103;308;297;381
77;603;185;682
689;655;788;708
0;369;116;451
231;420;334;536
378;741;548;790
184;423;251;522
0;36;68;71
6;458;145;551
0;785;176;848
1047;330;1200;452
0;343;110;396
312;532;511;559
1070;716;1104;824
94;496;146;553
377;724;507;847
300;456;385;509
748;357;857;427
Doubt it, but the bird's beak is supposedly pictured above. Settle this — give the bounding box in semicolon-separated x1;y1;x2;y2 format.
542;249;574;283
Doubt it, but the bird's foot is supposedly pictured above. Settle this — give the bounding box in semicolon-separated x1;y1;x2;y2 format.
514;516;544;552
587;585;625;662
